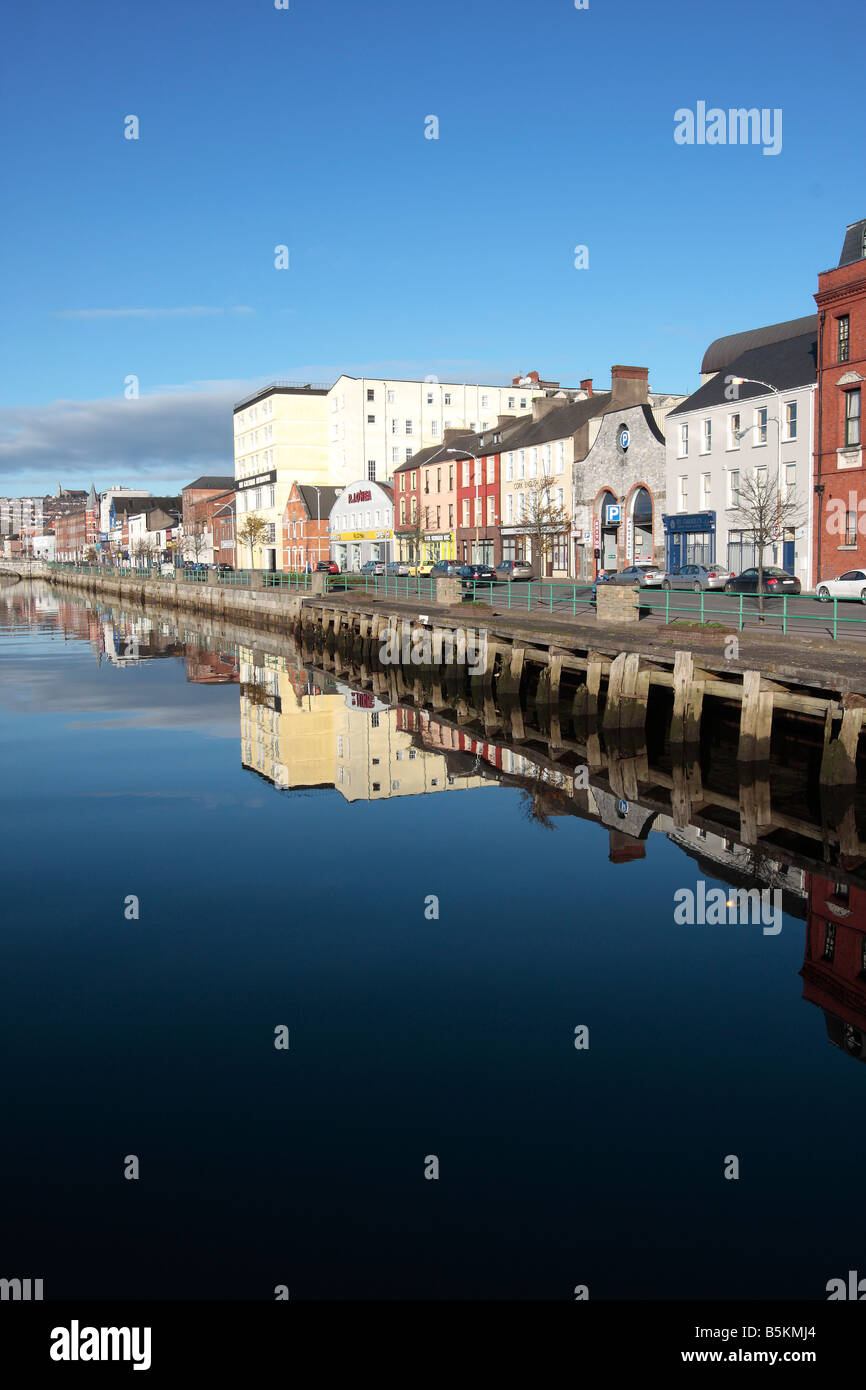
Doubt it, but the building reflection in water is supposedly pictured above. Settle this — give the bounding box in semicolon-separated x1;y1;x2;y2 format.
802;874;866;1063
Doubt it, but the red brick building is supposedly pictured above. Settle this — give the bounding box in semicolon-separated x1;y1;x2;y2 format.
801;871;866;1063
54;484;99;560
454;444;501;566
282;483;340;570
813;219;866;579
181;476;234;563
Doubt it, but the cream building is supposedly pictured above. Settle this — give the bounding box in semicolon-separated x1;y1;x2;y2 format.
233;384;330;571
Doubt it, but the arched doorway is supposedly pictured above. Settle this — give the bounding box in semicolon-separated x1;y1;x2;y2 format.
629;487;654;566
596;489;619;573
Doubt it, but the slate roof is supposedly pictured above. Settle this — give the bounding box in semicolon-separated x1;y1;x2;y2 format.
839;219;866;267
391;396;615;472
669;329;817;416
700;315;816;377
184;476;235;491
296;485;341;517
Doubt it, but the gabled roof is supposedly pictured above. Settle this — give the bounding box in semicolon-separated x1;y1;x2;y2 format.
295;484;341;518
700;315;816;376
670;329;817;416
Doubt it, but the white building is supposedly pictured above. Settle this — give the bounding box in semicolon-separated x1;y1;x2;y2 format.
664;317;817;583
328;480;394;571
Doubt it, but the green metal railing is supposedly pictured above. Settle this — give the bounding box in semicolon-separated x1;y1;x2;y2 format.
637;587;866;640
327;573;438;599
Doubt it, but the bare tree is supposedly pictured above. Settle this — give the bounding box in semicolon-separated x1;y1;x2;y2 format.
236;515;270;569
728;470;802;619
520;475;570;576
183;520;209;564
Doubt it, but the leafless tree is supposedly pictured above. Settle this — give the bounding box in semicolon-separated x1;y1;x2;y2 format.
520;475;570;575
728;470;802;619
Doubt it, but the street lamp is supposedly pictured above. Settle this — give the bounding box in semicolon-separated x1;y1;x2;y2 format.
446;446;482;564
310;485;322;571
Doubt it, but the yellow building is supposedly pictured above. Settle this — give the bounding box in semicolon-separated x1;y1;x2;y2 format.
233;384;330;571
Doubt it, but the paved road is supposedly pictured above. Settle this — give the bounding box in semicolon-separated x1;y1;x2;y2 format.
453;580;866;642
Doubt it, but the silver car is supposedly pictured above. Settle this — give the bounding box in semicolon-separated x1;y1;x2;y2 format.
609;564;666;588
494;559;535;582
662;563;731;593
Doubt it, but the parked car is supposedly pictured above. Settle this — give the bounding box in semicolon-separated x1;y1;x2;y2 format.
316;560;340;574
494;559;535;582
815;569;866;603
725;566;801;595
359;559;385;576
662;563;731;592
408;561;434;577
457;563;497;582
608;564;666;588
429;559;461;578
386;561;410;576
209;563;233;573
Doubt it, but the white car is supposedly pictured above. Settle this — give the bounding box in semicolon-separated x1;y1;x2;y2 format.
815;569;866;604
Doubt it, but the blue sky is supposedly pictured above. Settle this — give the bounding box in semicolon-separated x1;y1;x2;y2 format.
0;0;858;494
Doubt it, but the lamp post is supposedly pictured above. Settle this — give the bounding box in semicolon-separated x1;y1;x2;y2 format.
447;446;482;564
310;485;322;572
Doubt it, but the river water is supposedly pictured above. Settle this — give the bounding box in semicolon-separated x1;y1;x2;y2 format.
2;583;865;1301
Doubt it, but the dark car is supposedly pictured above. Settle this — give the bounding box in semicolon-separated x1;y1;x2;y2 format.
209;563;233;573
316;560;340;574
429;559;461;578
725;566;801;596
457;563;497;581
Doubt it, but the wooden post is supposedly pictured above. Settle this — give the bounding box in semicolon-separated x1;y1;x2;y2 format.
738;670;774;762
820;706;864;786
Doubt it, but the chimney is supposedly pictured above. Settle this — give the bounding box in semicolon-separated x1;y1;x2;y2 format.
531;397;564;422
610;365;649;408
497;413;517;428
580;378;593;396
444;428;471;445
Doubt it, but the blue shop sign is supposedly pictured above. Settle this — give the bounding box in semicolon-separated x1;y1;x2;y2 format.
663;511;716;534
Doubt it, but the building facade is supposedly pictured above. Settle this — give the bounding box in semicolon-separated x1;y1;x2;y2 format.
813;219;866;581
328;480;394;570
282;483;340;571
665;317;817;582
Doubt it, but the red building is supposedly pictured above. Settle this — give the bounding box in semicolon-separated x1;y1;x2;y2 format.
181;476;235;563
282;483;340;571
54;484;99;560
801;871;866;1062
454;444;501;566
813;219;866;579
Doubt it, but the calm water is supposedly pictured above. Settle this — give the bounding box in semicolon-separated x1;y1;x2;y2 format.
2;582;865;1301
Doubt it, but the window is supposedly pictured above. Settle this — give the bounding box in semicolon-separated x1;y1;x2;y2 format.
517;450;525;479
410;498;417;521
426;391;433;405
481;395;489;408
701;419;711;453
411;472;417;488
374;509;380;525
431;420;440;437
755;465;767;491
424;470;430;493
391;418;398;435
556;486;564;509
679;423;689;457
436;467;441;491
785;462;796;499
486;456;495;483
678;475;688;510
405;419;413;435
367;460;376;481
462;499;470;525
822;923;836;962
462;461;469;486
448;504;454;526
399;473;406;491
366;389;375;401
444;393;451;405
838;315;850;363
405;448;413;462
728;413;741;449
367;415;376;425
701;473;711;508
784;400;797;440
508;396;514;408
846;509;858;546
755;406;768;445
505;453;514;481
529;448;538;478
474;496;482;524
487;496;495;524
387;389;394;404
505;493;514;523
400;499;407;524
556;441;565;474
392;447;399;463
845;388;861;447
520;397;527;408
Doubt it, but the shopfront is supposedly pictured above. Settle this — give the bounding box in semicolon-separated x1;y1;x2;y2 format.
663;511;716;572
328;481;394;571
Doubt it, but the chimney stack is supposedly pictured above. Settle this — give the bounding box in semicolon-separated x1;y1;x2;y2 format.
580;378;593;396
610;365;649;408
531;397;564;422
